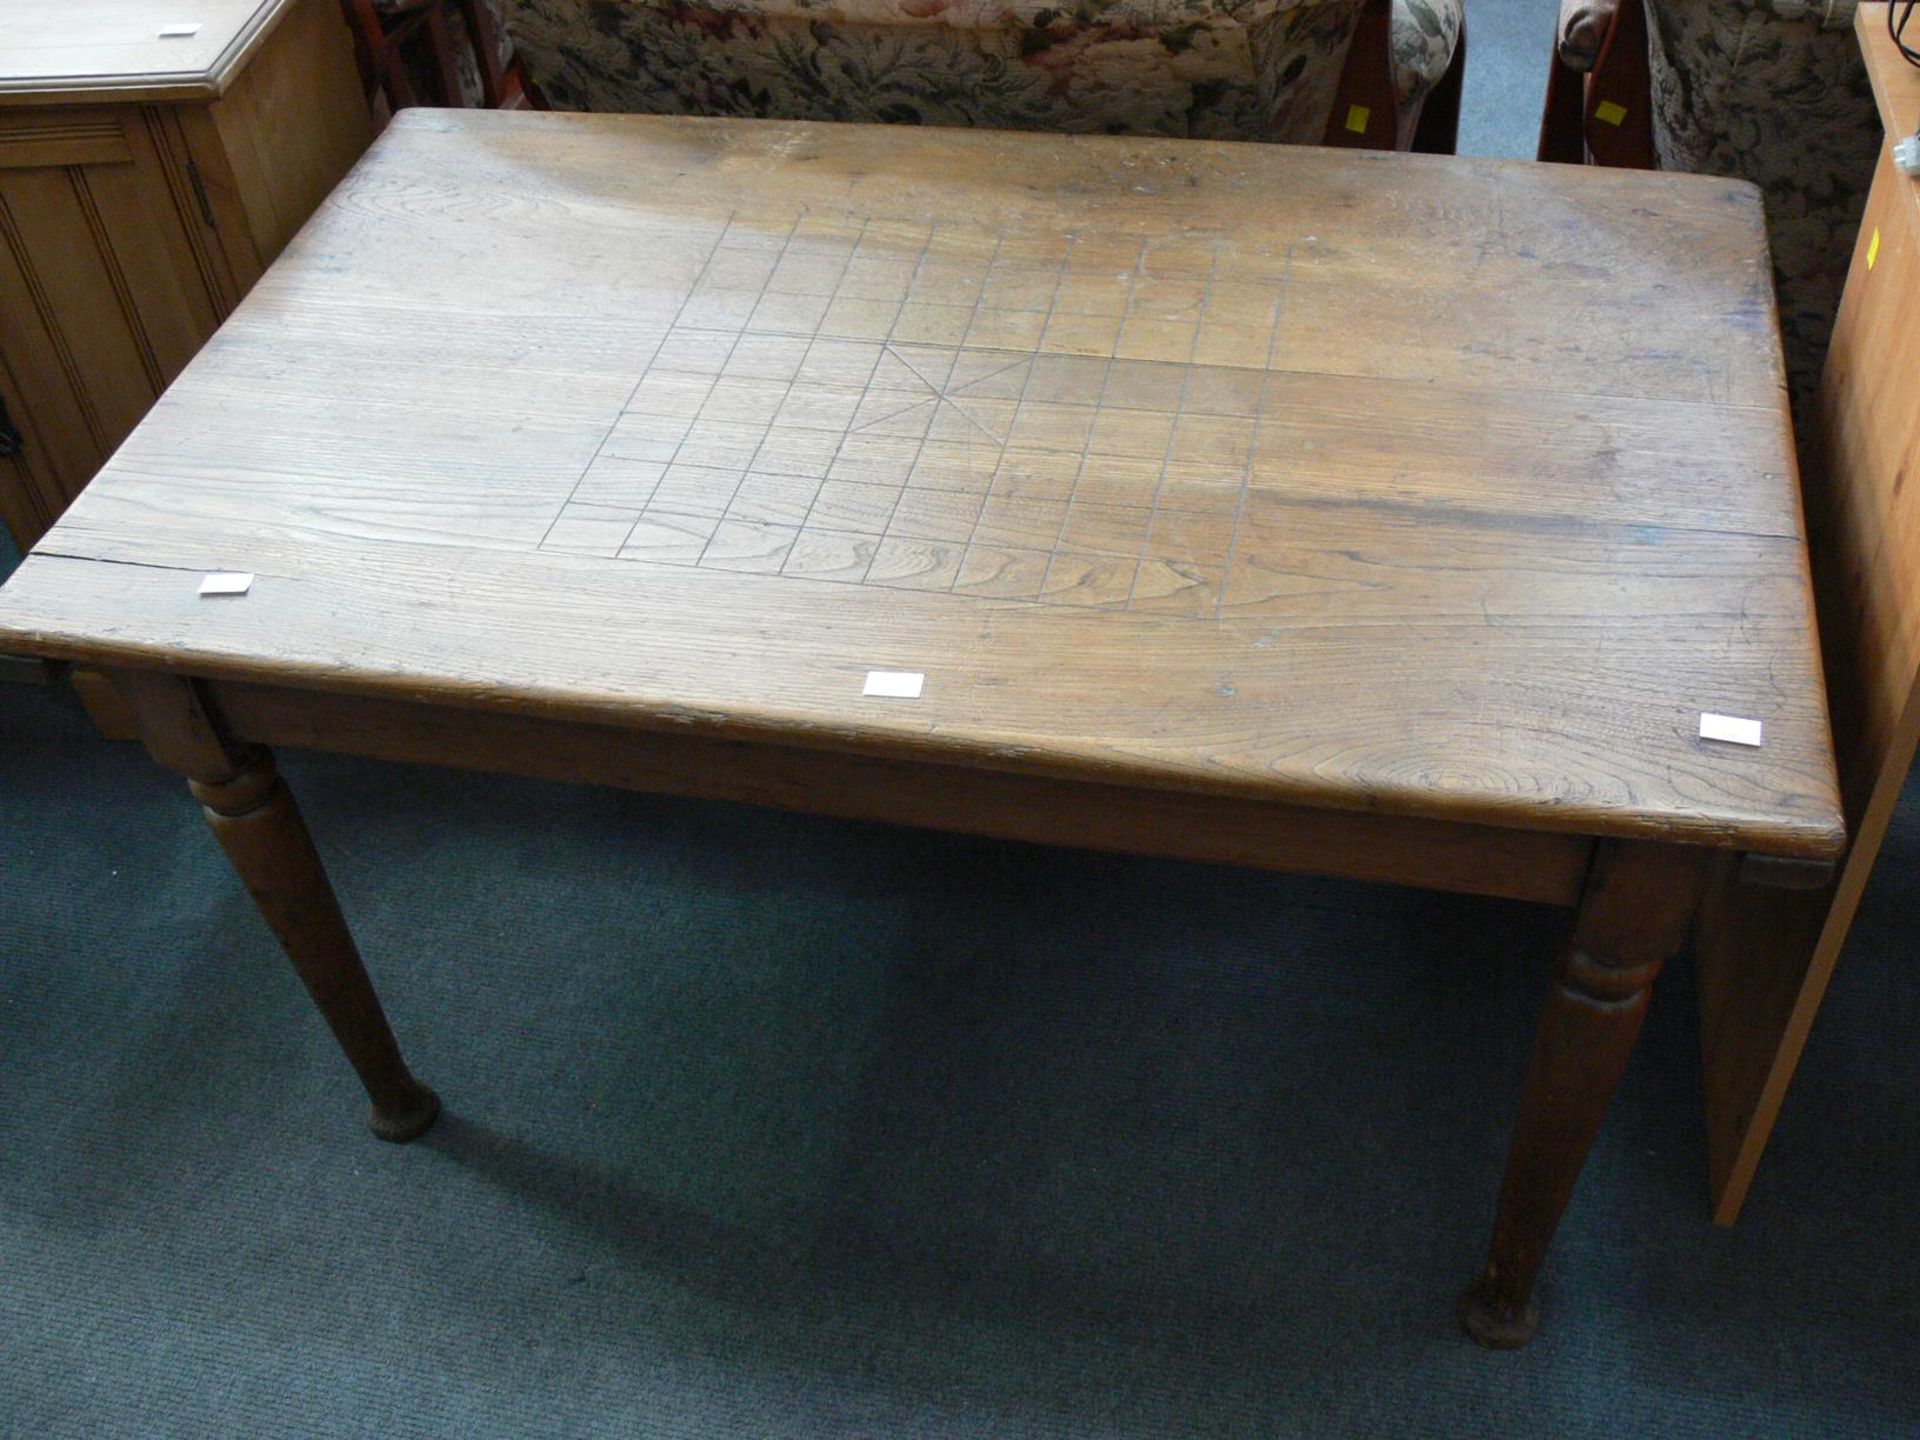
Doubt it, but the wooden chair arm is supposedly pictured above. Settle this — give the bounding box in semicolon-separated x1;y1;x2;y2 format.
1324;0;1401;150
1538;0;1652;170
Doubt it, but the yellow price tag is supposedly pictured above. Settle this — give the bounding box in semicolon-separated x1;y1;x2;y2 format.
1594;100;1628;127
1345;104;1370;135
1868;226;1881;271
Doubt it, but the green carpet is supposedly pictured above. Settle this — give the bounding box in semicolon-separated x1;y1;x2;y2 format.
2;659;1917;1435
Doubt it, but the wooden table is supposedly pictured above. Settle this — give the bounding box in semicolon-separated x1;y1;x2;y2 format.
0;110;1845;1347
0;0;372;551
1693;4;1920;1223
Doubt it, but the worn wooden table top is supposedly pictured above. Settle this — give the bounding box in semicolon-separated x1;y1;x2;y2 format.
0;110;1845;858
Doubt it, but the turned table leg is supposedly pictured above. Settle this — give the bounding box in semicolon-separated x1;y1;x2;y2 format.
112;671;439;1142
1460;840;1707;1348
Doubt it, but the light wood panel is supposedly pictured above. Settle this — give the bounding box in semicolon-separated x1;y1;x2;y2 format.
0;110;133;168
0;240;108;542
202;0;373;264
0;111;220;544
1697;3;1920;1223
0;111;1843;859
0;0;370;550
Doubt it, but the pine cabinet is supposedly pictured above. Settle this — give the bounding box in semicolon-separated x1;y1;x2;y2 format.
0;0;372;548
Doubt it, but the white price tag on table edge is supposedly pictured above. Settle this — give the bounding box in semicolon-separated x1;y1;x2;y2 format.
1699;712;1763;747
862;670;924;699
198;571;254;597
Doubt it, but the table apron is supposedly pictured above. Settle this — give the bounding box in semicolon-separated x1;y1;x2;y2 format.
203;678;1594;908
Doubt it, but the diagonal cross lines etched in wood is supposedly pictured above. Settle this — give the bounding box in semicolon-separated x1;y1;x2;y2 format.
537;209;1286;615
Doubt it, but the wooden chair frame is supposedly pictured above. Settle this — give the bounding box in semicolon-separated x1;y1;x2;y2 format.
1538;0;1655;168
341;0;536;114
1325;0;1467;154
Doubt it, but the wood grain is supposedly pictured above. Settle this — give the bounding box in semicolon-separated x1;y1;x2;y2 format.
1;541;1845;855
202;0;373;265
0;110;1842;858
1696;4;1920;1223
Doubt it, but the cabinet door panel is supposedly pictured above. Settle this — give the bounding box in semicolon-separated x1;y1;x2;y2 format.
0;201;111;547
0;106;221;548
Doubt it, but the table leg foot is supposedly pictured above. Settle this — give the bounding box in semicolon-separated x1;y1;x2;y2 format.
1466;840;1707;1346
368;1079;442;1143
1457;1277;1539;1350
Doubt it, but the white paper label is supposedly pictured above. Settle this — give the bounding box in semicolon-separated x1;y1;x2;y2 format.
198;571;254;597
862;670;924;699
159;22;201;37
1699;713;1763;747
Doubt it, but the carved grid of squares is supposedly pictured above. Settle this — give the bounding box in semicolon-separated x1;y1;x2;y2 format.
539;211;1285;616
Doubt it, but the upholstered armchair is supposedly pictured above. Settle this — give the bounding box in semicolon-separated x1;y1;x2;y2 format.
492;0;1463;151
343;0;531;109
1544;0;1880;417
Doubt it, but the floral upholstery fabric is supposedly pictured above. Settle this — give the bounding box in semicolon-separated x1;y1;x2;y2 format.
494;0;1461;147
1645;0;1878;421
1391;0;1458;108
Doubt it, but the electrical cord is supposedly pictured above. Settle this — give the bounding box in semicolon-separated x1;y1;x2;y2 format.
1892;0;1920;66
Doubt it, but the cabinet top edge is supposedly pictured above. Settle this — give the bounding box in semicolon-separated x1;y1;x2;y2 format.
0;0;294;107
